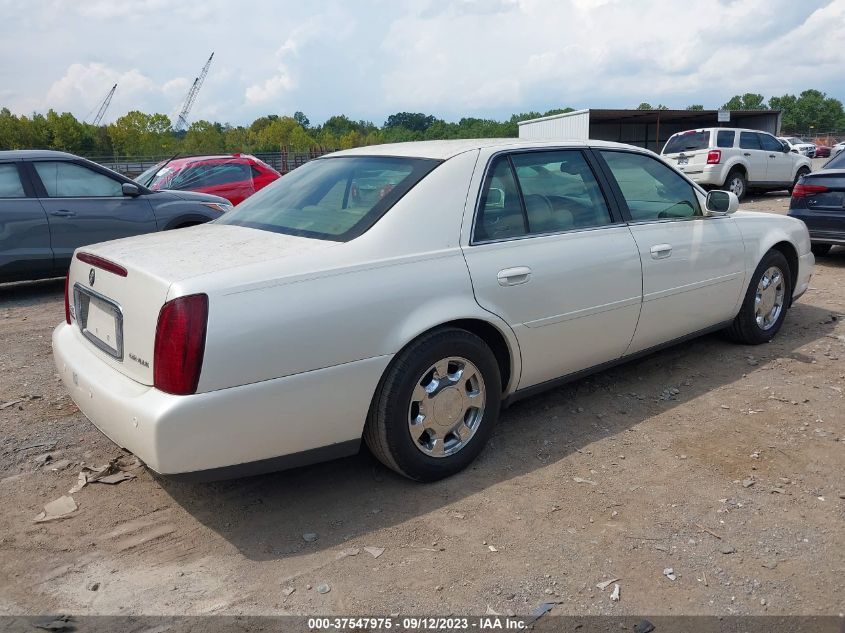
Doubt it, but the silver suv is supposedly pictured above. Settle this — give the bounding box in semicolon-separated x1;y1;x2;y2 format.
662;128;812;200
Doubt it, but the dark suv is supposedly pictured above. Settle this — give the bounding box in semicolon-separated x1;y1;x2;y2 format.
0;150;232;283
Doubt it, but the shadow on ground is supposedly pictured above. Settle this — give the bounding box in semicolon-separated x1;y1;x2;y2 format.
0;278;64;308
159;301;839;561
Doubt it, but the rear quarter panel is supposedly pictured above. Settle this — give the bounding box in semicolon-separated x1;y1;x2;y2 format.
730;211;812;297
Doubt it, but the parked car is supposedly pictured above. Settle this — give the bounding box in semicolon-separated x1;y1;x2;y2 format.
0;150;232;284
662;128;812;200
833;141;845;157
778;136;816;158
136;154;280;205
53;139;813;481
789;149;845;256
814;145;831;158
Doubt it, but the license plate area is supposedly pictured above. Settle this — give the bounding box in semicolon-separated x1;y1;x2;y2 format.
73;284;123;360
677;156;689;166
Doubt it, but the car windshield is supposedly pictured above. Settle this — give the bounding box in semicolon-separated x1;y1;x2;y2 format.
135;162;167;188
823;151;845;169
663;130;710;154
784;137;805;145
215;156;441;241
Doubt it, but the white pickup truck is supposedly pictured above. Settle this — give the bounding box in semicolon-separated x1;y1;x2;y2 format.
662;128;812;200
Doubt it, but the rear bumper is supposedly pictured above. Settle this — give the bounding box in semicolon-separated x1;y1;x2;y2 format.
682;164;725;187
53;323;390;477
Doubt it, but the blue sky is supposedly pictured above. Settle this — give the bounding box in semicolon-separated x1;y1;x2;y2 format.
0;0;843;126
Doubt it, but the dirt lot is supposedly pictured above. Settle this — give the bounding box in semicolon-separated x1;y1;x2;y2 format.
1;192;843;617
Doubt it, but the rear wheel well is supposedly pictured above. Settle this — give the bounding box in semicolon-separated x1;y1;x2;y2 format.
770;241;798;303
391;320;512;392
443;319;512;392
726;164;747;180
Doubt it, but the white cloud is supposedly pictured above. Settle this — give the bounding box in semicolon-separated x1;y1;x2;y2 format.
0;0;842;126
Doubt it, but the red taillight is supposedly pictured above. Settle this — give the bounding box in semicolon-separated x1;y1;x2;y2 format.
706;150;721;164
153;294;208;395
792;183;828;198
76;252;128;277
64;275;71;324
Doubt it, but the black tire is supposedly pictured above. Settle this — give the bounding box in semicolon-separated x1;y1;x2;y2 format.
789;167;811;193
811;243;832;257
364;327;501;482
723;169;747;201
724;249;792;345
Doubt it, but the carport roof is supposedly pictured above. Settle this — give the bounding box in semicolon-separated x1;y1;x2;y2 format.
519;108;782;126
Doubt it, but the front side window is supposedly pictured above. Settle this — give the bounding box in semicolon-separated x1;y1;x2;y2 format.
217;156;440;241
511;151;612;233
739;132;762;150
0;164;26;198
717;130;736;148
33;161;123;197
600;150;701;221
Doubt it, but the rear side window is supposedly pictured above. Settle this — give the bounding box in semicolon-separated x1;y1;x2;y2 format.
0;164;26;198
717;131;735;148
33;161;123;197
474;158;527;241
739;132;761;150
600;150;701;221
759;134;783;152
663;131;710;154
511;150;612;233
217;156;440;241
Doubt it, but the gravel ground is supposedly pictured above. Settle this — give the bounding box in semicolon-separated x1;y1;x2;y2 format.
1;192;843;617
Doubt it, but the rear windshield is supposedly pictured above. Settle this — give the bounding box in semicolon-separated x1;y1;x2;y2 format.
663;130;710;154
216;156;441;241
824;152;845;169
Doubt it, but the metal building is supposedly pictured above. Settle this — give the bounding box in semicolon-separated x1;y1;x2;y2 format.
518;108;783;152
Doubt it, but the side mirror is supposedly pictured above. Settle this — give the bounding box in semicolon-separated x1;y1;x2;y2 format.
122;182;141;197
790;148;799;154
705;190;738;215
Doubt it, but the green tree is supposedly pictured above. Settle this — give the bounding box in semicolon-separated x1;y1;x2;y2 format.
770;90;845;132
293;111;310;129
721;93;766;110
636;102;653;110
686;104;704;111
384;112;437;133
182;120;225;154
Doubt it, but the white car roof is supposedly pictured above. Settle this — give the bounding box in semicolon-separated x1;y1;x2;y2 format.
327;138;637;160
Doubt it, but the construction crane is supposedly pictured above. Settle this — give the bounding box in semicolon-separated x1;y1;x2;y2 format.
88;83;117;126
174;52;214;132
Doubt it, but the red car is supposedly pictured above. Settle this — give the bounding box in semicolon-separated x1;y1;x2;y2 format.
136;154;280;205
814;145;831;158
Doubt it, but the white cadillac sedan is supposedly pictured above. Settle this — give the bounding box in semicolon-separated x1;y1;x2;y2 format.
53;139;814;482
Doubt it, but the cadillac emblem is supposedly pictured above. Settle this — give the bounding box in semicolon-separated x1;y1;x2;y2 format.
88;268;96;286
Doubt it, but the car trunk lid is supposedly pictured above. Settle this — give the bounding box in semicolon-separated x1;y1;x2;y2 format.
66;224;335;386
662;130;713;173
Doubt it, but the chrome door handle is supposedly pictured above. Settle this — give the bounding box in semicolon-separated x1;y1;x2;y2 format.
497;266;532;286
743;152;752;157
650;244;672;259
769;154;777;158
50;209;76;217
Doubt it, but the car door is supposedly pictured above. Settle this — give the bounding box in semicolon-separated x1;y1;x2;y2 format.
596;149;745;355
738;131;767;184
759;133;792;184
462;149;643;389
0;161;53;282
27;159;157;273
